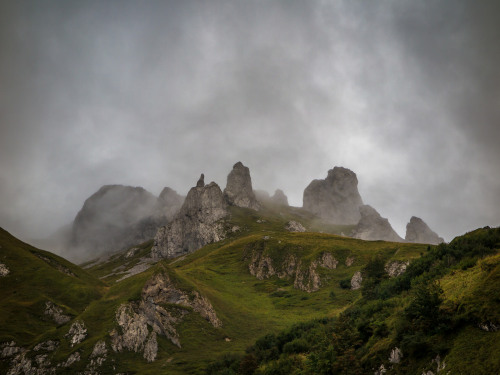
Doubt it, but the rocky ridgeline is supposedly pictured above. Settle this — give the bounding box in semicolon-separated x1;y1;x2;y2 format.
110;271;221;361
151;174;229;259
352;205;403;242
405;216;444;245
248;249;338;292
254;189;289;206
303;167;363;224
70;184;184;259
224;162;260;210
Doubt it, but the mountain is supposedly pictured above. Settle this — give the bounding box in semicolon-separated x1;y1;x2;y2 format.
352;204;404;242
405;216;444;244
70;184;184;261
303;167;364;224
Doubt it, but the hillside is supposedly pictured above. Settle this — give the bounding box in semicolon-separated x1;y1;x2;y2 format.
1;206;498;374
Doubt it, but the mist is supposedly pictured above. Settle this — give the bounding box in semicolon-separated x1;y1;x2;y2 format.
1;1;499;251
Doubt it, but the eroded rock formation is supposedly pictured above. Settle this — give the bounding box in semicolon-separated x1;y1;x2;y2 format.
110;271;221;361
352;205;403;242
285;221;306;232
271;189;289;206
70;184;184;259
303;167;363;224
247;249;339;293
224;162;260;210
405;216;444;245
151;177;229;259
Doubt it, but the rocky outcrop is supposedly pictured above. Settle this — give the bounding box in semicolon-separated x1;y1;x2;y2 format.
65;321;87;347
352;205;403;242
223;162;260;210
70;184;183;259
1;342;20;358
389;347;403;364
110;271;221;361
285;221;306;232
248;249;338;293
351;271;362;290
44;301;70;325
0;262;9;276
151;178;229;259
405;216;444;245
303;167;363;224
385;260;409;277
271;189;289;206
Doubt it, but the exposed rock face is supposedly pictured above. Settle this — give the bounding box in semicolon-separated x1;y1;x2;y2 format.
352;205;403;242
111;271;221;361
303;167;363;224
385;260;409;277
271;189;289;206
1;342;20;358
44;301;70;325
0;262;9;276
389;347;403;364
351;271;362;290
223;162;260;210
151;179;229;259
65;321;87;347
247;248;338;293
285;221;306;232
405;216;444;245
70;184;183;259
33;341;59;352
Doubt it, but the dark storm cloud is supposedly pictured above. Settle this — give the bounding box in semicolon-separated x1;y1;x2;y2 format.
0;0;499;248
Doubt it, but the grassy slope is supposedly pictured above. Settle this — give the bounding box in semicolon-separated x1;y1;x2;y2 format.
0;228;106;351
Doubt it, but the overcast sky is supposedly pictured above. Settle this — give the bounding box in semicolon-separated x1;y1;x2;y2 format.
1;0;499;245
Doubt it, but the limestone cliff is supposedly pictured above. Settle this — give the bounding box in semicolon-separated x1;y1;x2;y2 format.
405;216;444;245
224;162;260;210
303;167;363;224
352;205;403;242
151;176;229;259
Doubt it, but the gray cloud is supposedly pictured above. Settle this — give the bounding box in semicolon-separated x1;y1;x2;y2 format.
1;0;499;246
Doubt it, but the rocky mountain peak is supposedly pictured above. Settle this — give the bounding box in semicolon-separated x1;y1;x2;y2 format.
271;189;289;206
196;173;205;187
303;166;363;224
405;216;444;245
151;176;229;259
352;205;403;242
223;162;260;210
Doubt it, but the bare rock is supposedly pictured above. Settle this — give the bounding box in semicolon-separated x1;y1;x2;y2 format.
352;205;403;242
151;178;229;259
405;216;444;245
65;321;87;347
111;271;221;360
478;321;499;332
223;162;260;210
303;167;363;224
294;261;321;292
0;262;10;276
196;173;205;188
60;352;80;367
91;341;107;358
351;271;362;290
385;260;409;277
33;340;59;352
1;341;20;358
285;221;306;232
320;253;338;269
44;301;70;325
157;187;185;218
271;189;289;206
345;256;355;266
389;347;403;364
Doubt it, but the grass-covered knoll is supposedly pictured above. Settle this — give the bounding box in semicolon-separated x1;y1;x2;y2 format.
206;226;500;375
0;227;106;346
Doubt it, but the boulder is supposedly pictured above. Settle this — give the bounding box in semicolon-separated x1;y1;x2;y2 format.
352;205;403;242
223;162;260;210
405;216;444;245
151;177;229;259
303;167;363;224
